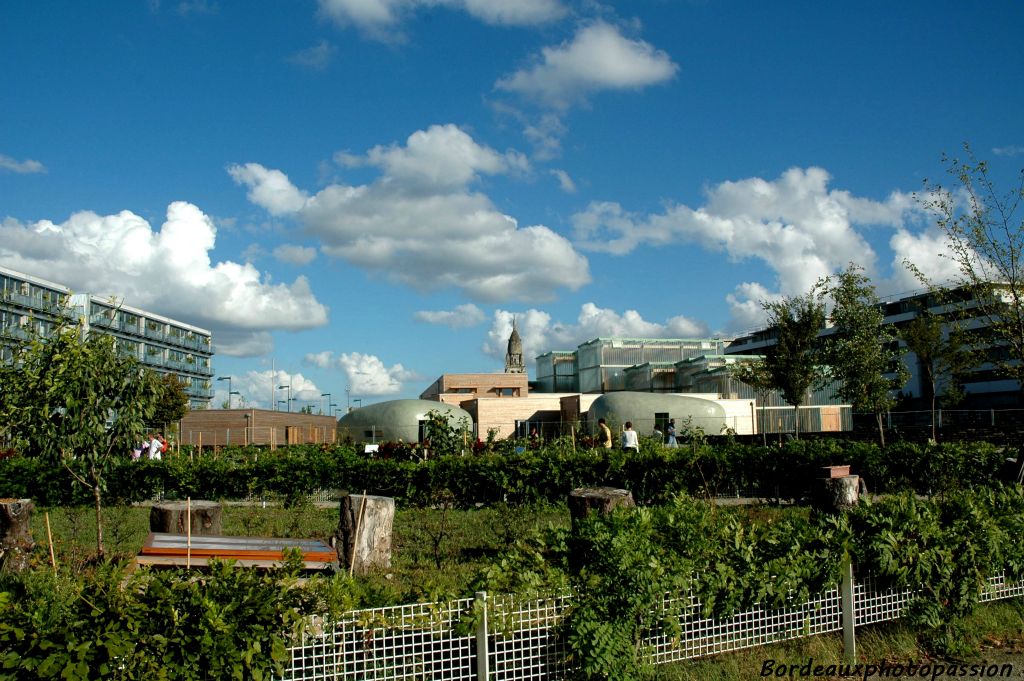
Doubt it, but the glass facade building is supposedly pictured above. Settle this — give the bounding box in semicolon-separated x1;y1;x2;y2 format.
1;266;214;408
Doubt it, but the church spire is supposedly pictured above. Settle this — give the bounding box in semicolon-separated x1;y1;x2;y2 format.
505;316;525;374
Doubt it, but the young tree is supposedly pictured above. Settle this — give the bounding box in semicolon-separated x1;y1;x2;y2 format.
900;305;972;442
824;264;909;447
924;144;1024;383
761;289;827;439
731;358;773;446
154;372;190;433
0;318;164;557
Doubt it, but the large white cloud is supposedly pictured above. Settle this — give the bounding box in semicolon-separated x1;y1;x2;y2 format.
0;201;329;356
572;167;915;330
482;303;710;365
318;0;565;38
495;21;678;109
304;350;419;395
230;124;590;302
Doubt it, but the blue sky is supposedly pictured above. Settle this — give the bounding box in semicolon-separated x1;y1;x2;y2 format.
2;1;1023;410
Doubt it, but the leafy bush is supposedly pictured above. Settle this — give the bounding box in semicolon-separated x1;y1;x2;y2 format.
0;439;1013;509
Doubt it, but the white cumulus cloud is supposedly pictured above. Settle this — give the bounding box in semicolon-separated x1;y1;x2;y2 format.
227;163;309;216
0;201;329;357
304;350;419;395
221;369;322;410
232;124;590;302
572;166;915;331
495;21;678;109
415;303;485;328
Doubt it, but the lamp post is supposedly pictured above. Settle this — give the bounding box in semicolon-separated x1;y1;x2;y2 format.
229;391;240;409
278;384;291;412
329;403;338;417
321;392;331;415
217;376;233;408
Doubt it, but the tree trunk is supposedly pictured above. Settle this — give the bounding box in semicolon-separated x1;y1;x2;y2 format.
793;404;801;440
335;493;394;575
812;474;861;515
0;499;35;572
875;412;886;448
931;387;937;443
150;501;223;535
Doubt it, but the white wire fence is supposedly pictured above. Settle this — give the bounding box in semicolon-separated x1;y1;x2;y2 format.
279;570;1024;680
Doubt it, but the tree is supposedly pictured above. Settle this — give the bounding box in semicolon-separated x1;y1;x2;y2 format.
761;289;827;439
924;144;1024;383
824;264;909;447
153;372;190;433
731;359;773;446
900;304;972;442
0;317;164;557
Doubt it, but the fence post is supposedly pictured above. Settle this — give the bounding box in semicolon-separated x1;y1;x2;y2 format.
475;590;490;681
841;557;856;663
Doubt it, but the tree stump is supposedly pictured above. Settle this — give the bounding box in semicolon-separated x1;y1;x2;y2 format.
335;492;394;575
568;486;635;526
812;474;861;514
150;501;223;536
0;498;35;572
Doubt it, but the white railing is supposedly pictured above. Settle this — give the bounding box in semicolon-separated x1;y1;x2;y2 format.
279;571;1024;680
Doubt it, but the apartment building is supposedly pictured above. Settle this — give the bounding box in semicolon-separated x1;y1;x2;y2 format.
0;266;214;409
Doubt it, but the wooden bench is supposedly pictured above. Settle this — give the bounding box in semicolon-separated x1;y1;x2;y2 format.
135;532;337;571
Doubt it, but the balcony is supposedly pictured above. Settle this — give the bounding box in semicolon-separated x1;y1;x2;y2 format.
2;290;66;316
144;324;166;341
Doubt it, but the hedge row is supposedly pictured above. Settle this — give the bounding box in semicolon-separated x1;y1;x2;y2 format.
0;438;1013;507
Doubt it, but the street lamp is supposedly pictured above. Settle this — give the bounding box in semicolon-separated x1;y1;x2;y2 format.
320;392;331;415
217;376;232;408
329;403;338;417
353;398;362;410
278;384;291;412
229;390;240;408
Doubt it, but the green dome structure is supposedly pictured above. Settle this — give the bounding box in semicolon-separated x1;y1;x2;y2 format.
338;399;472;444
588;392;728;437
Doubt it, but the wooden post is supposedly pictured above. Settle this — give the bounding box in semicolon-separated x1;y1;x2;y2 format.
45;511;57;576
186;497;192;569
0;499;35;572
336;492;394;575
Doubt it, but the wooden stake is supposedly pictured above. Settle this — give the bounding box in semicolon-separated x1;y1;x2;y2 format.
44;511;57;576
186;497;192;569
349;490;368;576
571;425;576;455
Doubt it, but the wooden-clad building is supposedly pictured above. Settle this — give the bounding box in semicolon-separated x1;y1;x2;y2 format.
179;409;337;450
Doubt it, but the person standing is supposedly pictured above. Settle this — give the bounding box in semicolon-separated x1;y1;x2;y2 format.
597;418;613;449
621;421;639;452
666;419;678;448
148;433;162;460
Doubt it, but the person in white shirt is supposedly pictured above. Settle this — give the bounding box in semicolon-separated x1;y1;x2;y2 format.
147;433;162;460
621;421;639;452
